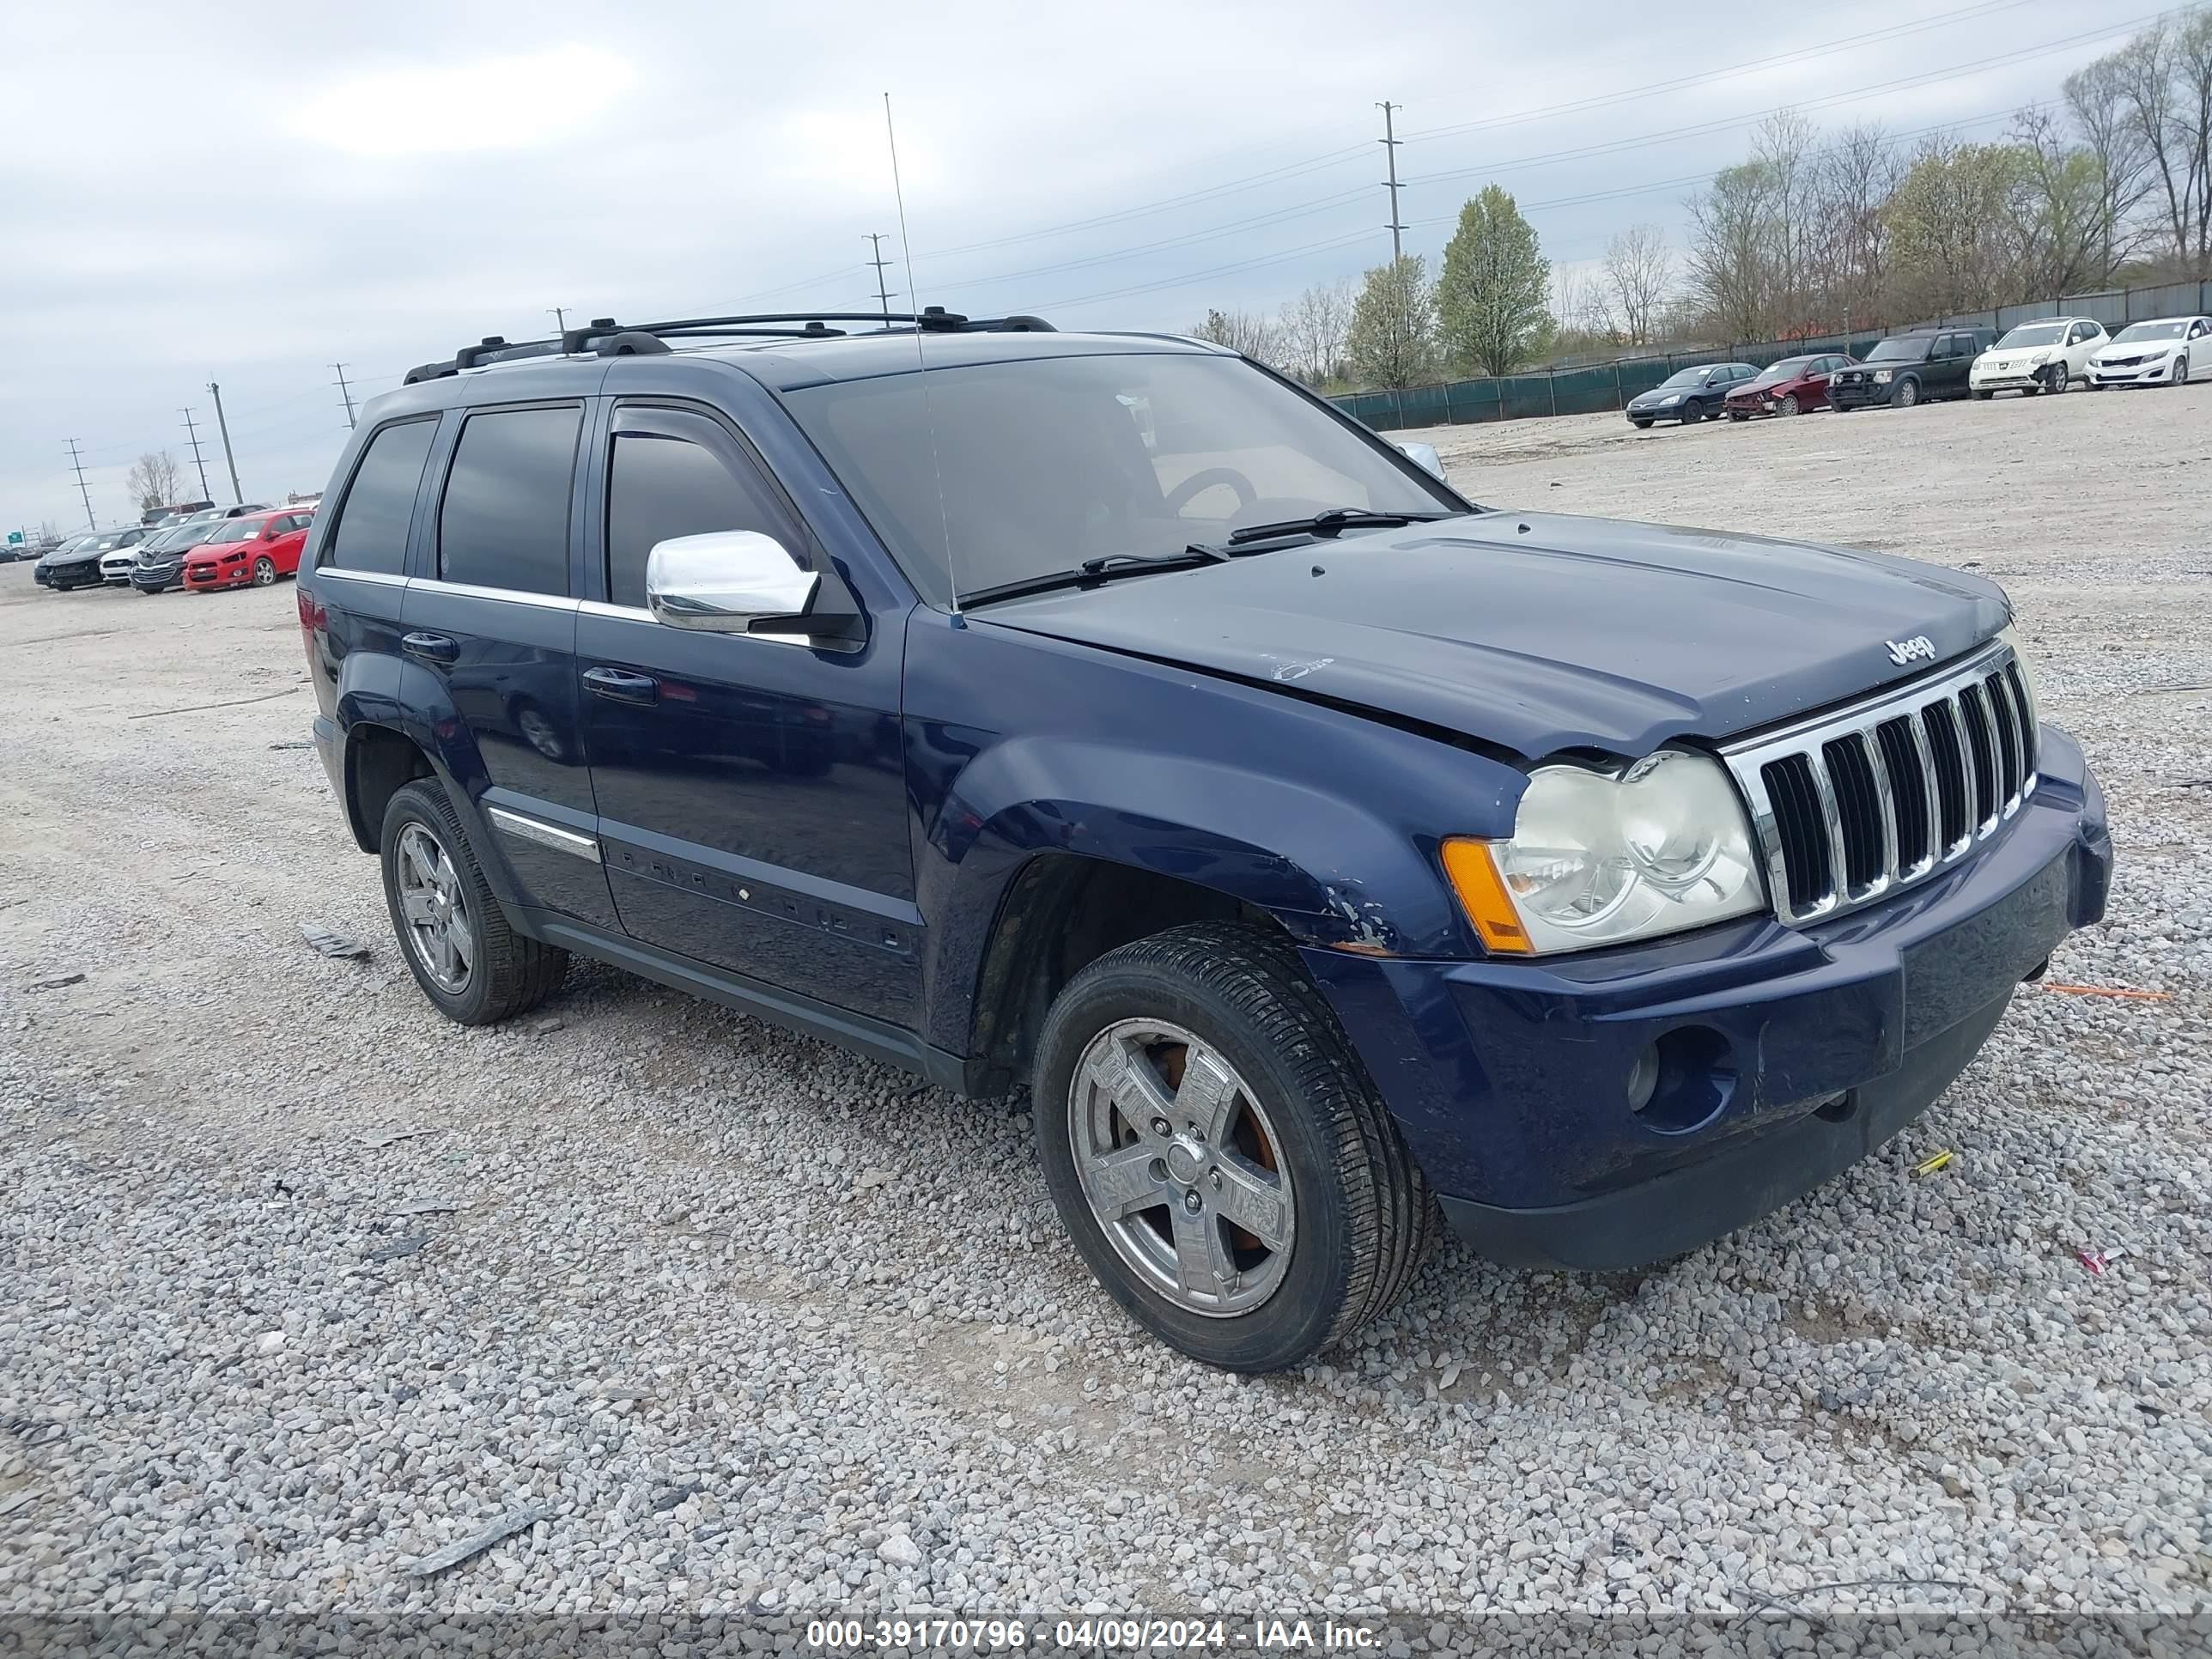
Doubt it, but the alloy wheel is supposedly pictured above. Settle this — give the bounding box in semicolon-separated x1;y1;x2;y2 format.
253;556;276;586
1895;379;1918;408
2048;363;2069;394
2177;355;2191;386
395;822;474;994
1067;1018;1294;1318
1777;393;1800;416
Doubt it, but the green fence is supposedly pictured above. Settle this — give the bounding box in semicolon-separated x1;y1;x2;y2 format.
1330;277;2212;431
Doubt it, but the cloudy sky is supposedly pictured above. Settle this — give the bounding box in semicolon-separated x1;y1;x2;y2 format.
2;0;2149;534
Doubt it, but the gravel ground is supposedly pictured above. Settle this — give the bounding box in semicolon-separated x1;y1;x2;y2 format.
3;385;2209;1641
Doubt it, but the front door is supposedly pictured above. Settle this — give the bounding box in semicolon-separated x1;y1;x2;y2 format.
575;401;920;1026
402;398;618;931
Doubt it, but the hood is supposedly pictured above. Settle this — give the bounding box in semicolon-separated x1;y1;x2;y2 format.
978;512;2009;760
1627;386;1697;406
2094;341;2174;360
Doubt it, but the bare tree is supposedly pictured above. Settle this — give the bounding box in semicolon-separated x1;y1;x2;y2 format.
2108;22;2200;269
125;451;186;515
1188;307;1283;365
1601;224;1671;345
2065;54;2155;276
1811;122;1899;328
1278;278;1355;385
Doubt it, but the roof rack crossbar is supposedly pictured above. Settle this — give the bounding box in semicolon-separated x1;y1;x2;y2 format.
402;306;1058;382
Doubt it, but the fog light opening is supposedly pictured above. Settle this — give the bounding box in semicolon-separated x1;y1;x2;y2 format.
1631;1025;1736;1134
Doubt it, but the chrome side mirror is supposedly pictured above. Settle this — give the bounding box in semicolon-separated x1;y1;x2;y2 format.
1395;441;1446;481
645;530;817;634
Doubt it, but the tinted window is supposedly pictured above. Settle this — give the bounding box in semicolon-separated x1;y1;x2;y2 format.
437;406;580;596
605;432;788;610
325;418;437;574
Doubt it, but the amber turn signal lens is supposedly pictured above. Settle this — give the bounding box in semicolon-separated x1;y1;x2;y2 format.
1440;837;1533;955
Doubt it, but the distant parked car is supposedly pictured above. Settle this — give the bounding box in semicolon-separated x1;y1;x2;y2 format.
2087;315;2212;387
129;520;226;593
1623;362;1759;428
182;507;315;591
1969;317;2108;398
39;526;147;590
1723;354;1856;419
1829;327;1997;410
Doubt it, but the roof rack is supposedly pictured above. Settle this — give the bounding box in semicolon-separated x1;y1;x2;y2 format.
403;307;1057;384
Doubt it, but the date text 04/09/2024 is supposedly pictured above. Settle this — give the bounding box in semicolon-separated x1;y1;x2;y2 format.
802;1617;1382;1650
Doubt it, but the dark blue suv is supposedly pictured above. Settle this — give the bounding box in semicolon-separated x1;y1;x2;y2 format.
296;309;2112;1373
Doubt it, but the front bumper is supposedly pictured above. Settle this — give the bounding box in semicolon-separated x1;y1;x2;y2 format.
185;562;250;589
41;561;102;587
1828;380;1891;408
2090;357;2178;386
1624;404;1680;422
1304;725;2110;1270
1971;367;2049;392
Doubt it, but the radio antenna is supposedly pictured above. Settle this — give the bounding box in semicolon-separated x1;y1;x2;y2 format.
884;92;960;623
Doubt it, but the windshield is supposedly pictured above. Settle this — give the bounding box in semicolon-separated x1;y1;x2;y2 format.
783;352;1461;605
1659;367;1718;388
1747;357;1815;387
92;532;129;550
206;518;265;545
1996;323;2068;349
1865;337;1933;363
2115;319;2191;342
52;536;94;555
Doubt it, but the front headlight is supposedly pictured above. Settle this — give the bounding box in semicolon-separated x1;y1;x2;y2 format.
1442;750;1765;955
1872;368;1893;383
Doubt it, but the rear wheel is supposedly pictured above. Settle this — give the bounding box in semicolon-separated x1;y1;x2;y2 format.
380;779;567;1025
1033;921;1433;1373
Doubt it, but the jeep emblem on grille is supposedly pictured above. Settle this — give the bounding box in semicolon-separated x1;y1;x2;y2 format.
1885;635;1936;666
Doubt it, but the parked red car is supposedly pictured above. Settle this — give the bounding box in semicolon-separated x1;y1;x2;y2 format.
183;507;316;592
1723;352;1857;419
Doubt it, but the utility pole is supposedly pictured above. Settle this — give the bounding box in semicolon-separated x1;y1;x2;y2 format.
64;440;95;528
863;234;898;323
331;362;358;430
207;380;244;505
1377;100;1406;264
179;408;214;500
548;307;568;335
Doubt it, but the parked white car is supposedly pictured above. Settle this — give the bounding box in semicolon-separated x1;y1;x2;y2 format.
1969;316;2108;398
2087;315;2212;387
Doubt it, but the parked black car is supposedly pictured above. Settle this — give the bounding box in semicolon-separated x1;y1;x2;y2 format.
129;520;225;592
1829;328;1999;410
1624;362;1759;427
34;526;144;590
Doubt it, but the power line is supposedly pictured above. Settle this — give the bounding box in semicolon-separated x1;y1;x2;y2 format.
179;409;213;500
64;440;95;528
332;363;358;430
1378;101;1406;263
863;233;899;323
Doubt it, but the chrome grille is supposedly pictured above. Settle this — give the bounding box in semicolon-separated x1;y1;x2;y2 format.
1723;640;2038;925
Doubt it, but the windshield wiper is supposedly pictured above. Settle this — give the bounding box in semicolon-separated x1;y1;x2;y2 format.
959;545;1227;609
1224;507;1460;546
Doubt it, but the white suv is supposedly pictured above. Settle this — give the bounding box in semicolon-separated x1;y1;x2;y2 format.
1969;317;2107;398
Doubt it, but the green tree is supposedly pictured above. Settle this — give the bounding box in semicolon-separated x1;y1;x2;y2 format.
1436;185;1553;374
1884;137;2039;316
1343;255;1437;390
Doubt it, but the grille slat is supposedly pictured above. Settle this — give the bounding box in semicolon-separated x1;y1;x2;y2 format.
1726;641;2039;926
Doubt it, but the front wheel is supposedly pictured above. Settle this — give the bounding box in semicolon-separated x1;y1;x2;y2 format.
1776;393;1801;416
1972;389;1995;400
1631;419;1653;429
1893;378;1920;409
2175;354;2191;386
252;556;277;586
1680;399;1705;424
1033;922;1433;1373
2046;363;2070;394
380;779;568;1025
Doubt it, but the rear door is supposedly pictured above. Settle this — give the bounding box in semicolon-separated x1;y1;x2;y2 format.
402;398;619;931
305;415;438;681
575;398;920;1026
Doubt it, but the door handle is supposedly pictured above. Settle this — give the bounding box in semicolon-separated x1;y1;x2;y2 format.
583;665;659;706
401;631;459;664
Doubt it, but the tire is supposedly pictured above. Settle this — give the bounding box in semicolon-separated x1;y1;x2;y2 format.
252;556;277;586
1631;419;1652;429
379;779;567;1026
1032;921;1434;1373
1727;410;1749;422
1893;377;1919;409
2174;354;2191;386
2046;363;2070;394
1680;399;1705;424
1775;393;1800;416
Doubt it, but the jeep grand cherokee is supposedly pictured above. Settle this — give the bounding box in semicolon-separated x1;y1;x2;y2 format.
295;309;2111;1373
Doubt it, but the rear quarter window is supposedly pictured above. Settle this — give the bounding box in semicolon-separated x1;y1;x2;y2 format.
322;417;439;575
